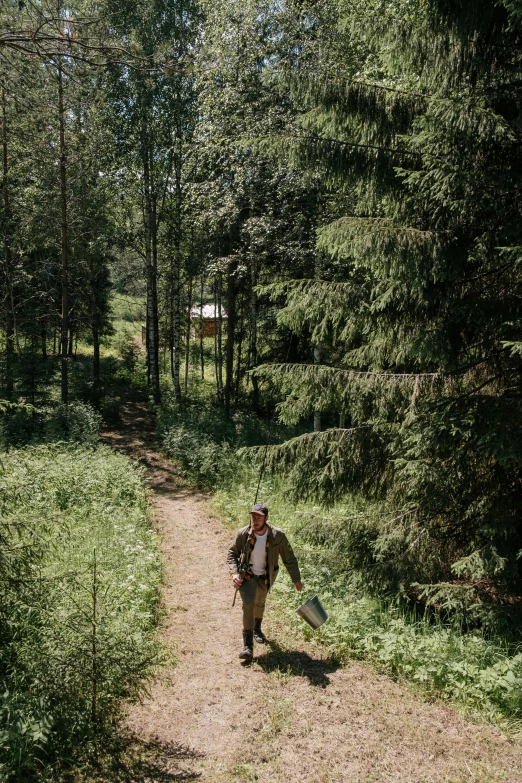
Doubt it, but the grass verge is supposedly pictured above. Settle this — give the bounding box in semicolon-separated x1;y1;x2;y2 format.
0;443;164;780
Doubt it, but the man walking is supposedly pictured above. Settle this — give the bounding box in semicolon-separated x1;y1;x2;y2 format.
227;503;302;660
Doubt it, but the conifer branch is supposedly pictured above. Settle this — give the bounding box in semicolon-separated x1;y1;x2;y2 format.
255;363;441;382
305;133;414;159
243;426;390;505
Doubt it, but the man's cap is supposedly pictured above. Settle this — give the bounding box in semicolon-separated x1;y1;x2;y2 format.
251;503;269;516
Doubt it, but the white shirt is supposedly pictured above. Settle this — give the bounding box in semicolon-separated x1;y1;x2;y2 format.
249;529;268;576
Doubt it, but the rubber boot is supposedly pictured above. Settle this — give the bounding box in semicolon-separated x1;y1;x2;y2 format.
239;629;254;660
253;618;266;644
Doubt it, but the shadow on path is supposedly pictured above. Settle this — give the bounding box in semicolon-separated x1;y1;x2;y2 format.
65;737;204;782
101;399;182;493
255;642;340;688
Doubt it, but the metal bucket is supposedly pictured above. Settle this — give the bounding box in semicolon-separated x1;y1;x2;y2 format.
296;594;328;630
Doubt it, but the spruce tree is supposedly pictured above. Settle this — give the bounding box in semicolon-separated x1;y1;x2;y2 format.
256;0;522;619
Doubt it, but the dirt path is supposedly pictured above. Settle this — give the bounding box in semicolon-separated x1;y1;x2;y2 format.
103;401;522;783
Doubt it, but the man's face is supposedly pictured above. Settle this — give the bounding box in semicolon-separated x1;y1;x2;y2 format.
251;512;267;534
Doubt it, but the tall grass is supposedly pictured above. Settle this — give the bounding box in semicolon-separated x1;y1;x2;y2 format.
0;444;163;779
0;401;102;449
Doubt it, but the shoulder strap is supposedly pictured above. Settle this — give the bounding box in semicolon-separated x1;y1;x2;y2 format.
239;526;253;566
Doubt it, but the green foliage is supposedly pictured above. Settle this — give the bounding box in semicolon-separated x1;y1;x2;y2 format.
246;0;522;623
316;597;522;726
110;295;146;325
162;422;237;488
113;327;141;372
5;0;522;752
157;388;282;488
0;445;163;779
0;4;118;404
245;426;390;504
156;366;522;726
0;401;102;449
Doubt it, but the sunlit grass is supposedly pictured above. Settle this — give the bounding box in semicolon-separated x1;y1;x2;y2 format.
213;480;522;732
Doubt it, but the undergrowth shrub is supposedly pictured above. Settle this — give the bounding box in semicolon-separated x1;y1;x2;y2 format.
161;422;237;488
0;444;163;779
304;571;522;725
157;391;279;489
113;327;141;371
0;401;102;448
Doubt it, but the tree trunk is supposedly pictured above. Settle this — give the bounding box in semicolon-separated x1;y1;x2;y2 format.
171;130;182;400
217;272;224;400
200;273;204;380
90;265;100;392
250;258;259;411
151;187;160;398
1;85;14;399
213;280;219;401
184;274;192;394
224;259;237;415
172;257;181;399
41;327;47;360
145;307;150;385
288;331;299;363
58;61;69;403
5;310;13;399
143;146;161;404
30;334;36;405
169;278;174;382
93;325;100;387
313;346;321;432
235;294;244;404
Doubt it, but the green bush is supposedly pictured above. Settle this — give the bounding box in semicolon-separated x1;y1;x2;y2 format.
0;444;163;779
113;327;141;371
307;574;522;724
157;391;273;490
161;421;236;488
157;386;304;490
110;294;145;324
0;401;102;449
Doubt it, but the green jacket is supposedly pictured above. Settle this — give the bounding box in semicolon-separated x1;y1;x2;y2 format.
227;523;301;589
